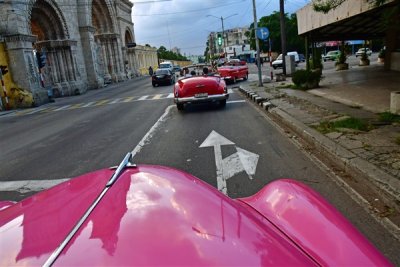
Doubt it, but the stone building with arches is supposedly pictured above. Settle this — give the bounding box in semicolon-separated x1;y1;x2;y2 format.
0;0;158;108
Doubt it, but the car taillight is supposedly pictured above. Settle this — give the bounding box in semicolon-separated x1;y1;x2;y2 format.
152;76;155;80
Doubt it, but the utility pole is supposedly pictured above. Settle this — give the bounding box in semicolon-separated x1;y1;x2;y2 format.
221;17;226;50
252;0;262;87
280;0;287;75
207;14;237;58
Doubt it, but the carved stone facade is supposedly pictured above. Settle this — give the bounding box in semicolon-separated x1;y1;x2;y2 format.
0;0;158;107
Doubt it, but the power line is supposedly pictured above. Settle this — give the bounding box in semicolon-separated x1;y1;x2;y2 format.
132;0;246;16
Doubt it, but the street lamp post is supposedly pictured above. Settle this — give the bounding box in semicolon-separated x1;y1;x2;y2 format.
207;14;237;55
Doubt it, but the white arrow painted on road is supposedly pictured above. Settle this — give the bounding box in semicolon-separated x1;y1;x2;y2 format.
223;147;259;181
200;131;259;195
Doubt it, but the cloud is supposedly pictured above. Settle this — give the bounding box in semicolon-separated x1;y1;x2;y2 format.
130;0;310;55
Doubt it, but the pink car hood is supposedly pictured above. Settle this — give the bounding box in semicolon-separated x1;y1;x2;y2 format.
0;165;316;266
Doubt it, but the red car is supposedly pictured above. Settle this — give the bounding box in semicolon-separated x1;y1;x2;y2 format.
174;75;228;110
217;60;249;83
0;153;392;266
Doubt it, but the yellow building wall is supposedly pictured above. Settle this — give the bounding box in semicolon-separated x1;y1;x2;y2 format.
0;43;33;109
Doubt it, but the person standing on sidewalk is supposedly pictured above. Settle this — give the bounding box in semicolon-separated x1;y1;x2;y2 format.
148;66;153;76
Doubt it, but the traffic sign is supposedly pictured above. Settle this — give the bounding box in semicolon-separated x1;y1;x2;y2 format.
256;27;269;40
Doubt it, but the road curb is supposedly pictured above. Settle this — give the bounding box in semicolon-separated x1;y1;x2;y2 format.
239;85;400;240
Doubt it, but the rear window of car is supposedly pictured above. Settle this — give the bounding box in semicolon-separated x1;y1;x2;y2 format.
160;63;172;69
155;69;170;75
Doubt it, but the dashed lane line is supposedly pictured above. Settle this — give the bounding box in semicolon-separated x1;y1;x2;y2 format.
11;89;236;117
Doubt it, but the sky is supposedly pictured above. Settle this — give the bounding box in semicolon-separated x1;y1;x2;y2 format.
130;0;311;56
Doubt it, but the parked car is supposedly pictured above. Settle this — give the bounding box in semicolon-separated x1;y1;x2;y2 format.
299;53;306;62
322;50;340;61
0;152;392;266
356;48;372;57
217;60;248;83
159;61;174;72
272;54;283;69
173;65;181;73
272;52;299;69
151;68;175;87
174;75;228;110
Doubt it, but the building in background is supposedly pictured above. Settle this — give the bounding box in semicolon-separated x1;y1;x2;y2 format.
207;27;254;62
0;0;158;108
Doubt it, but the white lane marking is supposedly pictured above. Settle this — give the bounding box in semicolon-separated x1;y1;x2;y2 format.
110;98;122;104
200;131;259;195
82;101;95;107
200;131;234;195
131;105;174;157
227;100;245;104
24;108;48;115
138;96;148;101
228;89;234;94
0;179;70;193
53;105;72;111
166;93;174;98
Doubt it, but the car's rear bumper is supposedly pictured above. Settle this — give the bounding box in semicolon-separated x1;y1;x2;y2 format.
175;93;229;104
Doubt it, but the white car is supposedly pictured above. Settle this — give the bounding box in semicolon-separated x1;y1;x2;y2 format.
272;52;299;69
159;61;174;72
355;48;372;57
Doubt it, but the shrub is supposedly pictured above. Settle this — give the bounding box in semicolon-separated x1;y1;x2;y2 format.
336;51;347;65
292;69;322;89
378;48;385;58
308;49;323;70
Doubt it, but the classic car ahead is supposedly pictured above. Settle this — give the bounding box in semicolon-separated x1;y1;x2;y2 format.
217;60;248;83
174;75;228;110
0;153;392;266
322;50;340;61
152;69;175;87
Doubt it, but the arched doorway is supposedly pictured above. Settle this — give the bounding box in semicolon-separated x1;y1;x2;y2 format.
92;0;124;82
30;0;82;96
124;28;137;78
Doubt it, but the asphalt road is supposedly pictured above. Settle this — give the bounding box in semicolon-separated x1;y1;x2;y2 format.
0;67;398;264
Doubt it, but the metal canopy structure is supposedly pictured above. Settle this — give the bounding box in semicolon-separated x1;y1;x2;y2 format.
298;1;397;42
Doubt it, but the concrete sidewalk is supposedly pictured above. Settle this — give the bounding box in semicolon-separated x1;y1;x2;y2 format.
241;63;400;239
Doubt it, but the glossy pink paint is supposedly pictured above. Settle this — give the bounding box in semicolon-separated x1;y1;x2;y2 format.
238;179;393;266
0;166;392;266
0;169;112;266
0;165;316;266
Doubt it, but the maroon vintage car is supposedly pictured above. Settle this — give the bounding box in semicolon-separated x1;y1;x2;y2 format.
174;75;228;110
217;60;249;83
0;153;392;266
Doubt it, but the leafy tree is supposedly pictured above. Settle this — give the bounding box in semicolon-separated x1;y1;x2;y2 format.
157;46;188;61
312;0;389;13
246;12;304;54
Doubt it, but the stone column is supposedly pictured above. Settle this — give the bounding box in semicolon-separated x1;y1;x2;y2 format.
4;34;48;105
79;26;104;89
